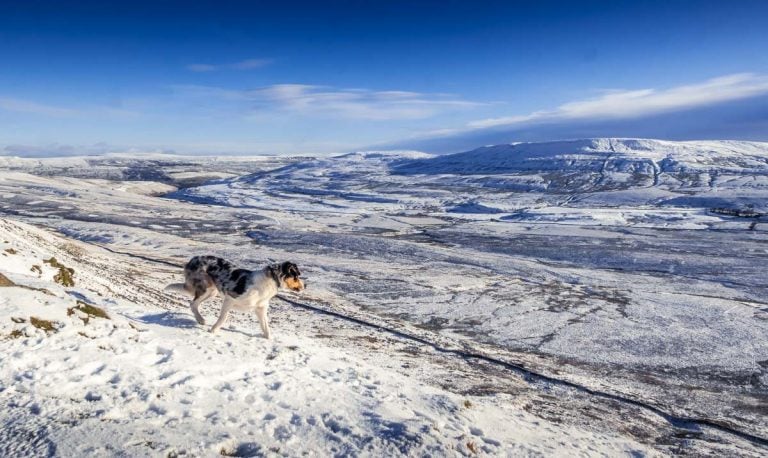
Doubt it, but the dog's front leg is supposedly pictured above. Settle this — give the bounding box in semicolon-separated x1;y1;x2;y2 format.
210;298;233;334
255;303;271;339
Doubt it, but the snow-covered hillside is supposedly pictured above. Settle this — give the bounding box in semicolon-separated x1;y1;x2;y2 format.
2;139;768;455
393;138;768;210
0;219;681;456
168;138;768;217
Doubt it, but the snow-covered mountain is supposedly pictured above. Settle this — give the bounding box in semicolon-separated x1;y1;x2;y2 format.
393;138;768;212
397;138;768;174
2;139;768;454
395;138;768;200
168;138;768;214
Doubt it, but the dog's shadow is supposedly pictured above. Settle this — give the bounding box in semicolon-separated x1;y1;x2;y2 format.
137;311;199;329
135;312;264;338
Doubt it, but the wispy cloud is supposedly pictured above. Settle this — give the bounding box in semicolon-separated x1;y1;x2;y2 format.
468;73;768;129
186;58;273;72
173;84;484;120
0;97;79;117
186;63;218;72
375;73;768;153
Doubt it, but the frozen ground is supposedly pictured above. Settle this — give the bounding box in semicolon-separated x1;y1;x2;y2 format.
3;219;665;456
1;138;768;455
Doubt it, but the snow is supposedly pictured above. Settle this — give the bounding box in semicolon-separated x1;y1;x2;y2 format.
2;138;768;455
0;220;656;456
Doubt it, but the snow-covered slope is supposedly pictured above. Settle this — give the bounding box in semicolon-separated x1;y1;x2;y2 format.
2;139;768;455
171;138;768;215
1;219;673;456
0;154;299;187
394;138;768;209
394;138;768;177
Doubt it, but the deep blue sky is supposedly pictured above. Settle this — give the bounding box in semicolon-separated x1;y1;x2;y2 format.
1;0;767;155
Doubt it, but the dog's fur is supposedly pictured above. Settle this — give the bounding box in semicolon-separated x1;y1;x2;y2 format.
164;256;304;338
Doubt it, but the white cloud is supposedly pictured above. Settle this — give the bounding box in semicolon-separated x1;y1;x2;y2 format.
186;58;273;72
0;97;79;117
468;73;768;129
242;84;483;120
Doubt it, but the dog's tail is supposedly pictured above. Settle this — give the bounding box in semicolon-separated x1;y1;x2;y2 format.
164;283;191;296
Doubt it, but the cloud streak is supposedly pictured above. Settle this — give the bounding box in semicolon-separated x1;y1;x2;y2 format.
173;84;484;120
375;73;768;152
468;73;768;129
186;58;273;72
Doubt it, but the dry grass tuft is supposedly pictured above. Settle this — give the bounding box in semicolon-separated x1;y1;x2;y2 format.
43;257;75;287
68;301;110;325
30;316;58;333
75;301;110;319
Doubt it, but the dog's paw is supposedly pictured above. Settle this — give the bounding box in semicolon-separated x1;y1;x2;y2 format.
196;318;206;325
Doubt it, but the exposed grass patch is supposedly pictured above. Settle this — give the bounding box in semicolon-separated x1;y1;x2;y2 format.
466;440;478;454
9;329;24;339
4;248;18;255
30;316;58;333
76;301;110;319
68;301;110;325
43;257;75;287
0;272;15;287
11;317;26;324
463;400;473;409
30;265;42;275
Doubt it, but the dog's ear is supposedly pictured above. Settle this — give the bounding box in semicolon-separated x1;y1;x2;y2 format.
281;261;300;278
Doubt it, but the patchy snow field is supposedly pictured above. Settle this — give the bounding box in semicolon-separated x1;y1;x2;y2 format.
1;138;768;455
0;220;662;457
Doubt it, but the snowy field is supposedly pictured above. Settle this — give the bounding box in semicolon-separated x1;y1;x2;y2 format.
1;138;768;456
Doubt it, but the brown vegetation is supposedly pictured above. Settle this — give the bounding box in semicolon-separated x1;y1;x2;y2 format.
43;257;75;287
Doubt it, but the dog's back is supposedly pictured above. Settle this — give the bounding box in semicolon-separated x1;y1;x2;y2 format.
182;256;230;295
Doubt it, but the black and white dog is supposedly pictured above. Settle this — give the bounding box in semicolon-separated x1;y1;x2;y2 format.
164;256;304;338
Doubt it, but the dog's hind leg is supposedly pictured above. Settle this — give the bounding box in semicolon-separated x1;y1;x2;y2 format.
210;297;234;334
255;303;271;339
190;287;215;325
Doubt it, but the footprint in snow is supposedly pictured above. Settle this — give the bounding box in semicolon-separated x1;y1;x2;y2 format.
155;347;173;365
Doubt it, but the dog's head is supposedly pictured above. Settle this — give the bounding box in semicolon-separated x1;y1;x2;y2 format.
279;261;304;292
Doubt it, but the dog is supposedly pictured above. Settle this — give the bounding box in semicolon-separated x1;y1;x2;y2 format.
164;256;304;338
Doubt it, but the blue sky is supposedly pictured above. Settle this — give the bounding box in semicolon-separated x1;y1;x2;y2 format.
1;0;768;156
